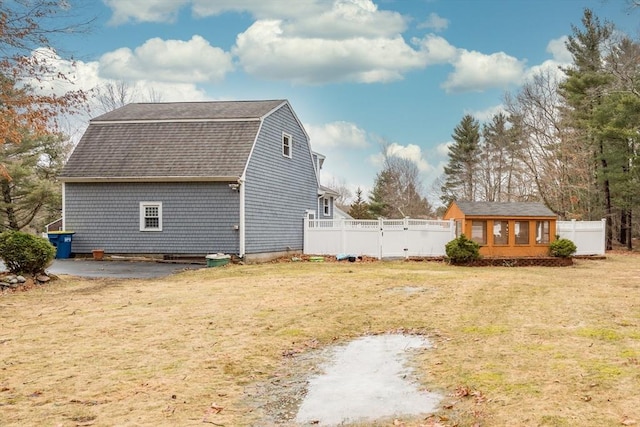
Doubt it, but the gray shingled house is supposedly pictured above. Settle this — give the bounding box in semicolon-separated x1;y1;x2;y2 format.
59;99;333;261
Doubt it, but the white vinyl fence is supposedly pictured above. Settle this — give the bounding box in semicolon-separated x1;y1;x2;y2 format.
303;217;456;259
303;215;607;259
557;219;607;256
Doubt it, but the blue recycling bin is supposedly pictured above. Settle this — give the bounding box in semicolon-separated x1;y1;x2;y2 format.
47;231;75;259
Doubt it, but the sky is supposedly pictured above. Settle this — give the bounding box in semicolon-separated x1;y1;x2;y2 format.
43;0;640;206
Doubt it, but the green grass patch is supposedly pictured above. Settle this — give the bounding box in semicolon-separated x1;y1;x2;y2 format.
577;327;623;341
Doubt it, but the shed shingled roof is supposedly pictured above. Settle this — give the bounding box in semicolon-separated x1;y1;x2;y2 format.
60;100;287;181
454;201;556;217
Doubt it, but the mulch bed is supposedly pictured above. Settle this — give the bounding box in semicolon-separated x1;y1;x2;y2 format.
461;257;574;267
275;254;583;267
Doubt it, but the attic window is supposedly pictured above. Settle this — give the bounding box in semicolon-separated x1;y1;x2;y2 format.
140;202;162;231
282;133;292;158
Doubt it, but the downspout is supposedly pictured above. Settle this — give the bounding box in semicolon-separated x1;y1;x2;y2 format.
61;182;66;230
238;176;246;258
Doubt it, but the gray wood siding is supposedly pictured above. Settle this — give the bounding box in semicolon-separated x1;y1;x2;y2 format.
244;104;318;253
64;182;239;255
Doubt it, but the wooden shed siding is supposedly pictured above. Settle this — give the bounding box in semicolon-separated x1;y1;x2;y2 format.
461;216;557;257
244;104;318;253
64;182;239;254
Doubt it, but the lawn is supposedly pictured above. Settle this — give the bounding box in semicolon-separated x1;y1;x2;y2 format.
1;254;640;426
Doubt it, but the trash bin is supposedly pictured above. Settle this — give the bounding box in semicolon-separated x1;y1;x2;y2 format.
47;231;75;259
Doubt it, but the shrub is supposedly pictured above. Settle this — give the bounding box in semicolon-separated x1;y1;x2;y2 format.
445;234;481;264
549;237;577;258
0;230;56;275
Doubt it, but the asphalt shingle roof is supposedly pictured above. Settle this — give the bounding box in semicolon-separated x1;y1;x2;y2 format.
60;100;286;180
454;201;556;217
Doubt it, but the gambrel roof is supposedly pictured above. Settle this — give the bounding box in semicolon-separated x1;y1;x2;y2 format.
60;100;289;182
453;201;556;217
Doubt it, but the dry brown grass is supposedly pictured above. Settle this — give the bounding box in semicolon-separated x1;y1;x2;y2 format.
1;254;640;426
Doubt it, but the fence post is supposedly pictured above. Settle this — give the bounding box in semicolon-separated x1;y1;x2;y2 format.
378;217;384;260
570;219;577;242
403;217;410;259
600;218;607;255
303;211;309;254
340;217;346;254
449;219;455;240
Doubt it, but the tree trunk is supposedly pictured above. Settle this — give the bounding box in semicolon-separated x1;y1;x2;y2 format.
626;210;633;251
620;209;628;245
1;180;18;230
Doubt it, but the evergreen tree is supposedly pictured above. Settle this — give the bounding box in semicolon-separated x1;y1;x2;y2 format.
368;169;394;218
349;187;373;219
440;114;481;204
560;8;616;249
1;132;69;231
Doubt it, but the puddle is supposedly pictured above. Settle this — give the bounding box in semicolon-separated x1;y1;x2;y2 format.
295;334;441;426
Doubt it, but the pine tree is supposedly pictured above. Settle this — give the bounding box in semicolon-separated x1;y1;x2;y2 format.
560;8;615;249
440;114;481;204
348;187;373;219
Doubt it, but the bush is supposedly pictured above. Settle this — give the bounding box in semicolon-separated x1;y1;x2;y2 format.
549;237;577;258
445;234;481;264
0;231;56;275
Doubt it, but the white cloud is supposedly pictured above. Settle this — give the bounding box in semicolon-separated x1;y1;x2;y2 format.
385;143;433;173
104;0;191;24
418;13;449;32
99;35;233;83
547;36;571;63
442;50;526;93
306;121;369;150
190;0;326;20
467;104;507;123
414;34;457;65
283;0;407;39
234;20;424;84
368;142;432;174
435;141;452;157
524;36;571;82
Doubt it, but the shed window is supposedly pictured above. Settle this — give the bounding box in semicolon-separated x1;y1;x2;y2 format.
536;220;550;244
140;202;162;231
282;133;292;158
471;220;487;245
515;221;530;245
493;220;509;245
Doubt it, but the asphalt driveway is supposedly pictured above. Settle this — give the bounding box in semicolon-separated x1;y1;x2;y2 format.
1;259;203;279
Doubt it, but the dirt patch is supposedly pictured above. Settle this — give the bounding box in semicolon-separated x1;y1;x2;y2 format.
243;340;330;425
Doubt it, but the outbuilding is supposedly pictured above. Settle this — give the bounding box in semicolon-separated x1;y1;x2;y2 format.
443;201;558;257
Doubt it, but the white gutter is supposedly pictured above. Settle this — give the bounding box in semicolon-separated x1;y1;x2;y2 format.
239;176;246;258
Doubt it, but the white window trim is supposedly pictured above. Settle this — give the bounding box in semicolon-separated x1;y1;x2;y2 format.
323;197;330;216
140;202;163;232
282;132;292;158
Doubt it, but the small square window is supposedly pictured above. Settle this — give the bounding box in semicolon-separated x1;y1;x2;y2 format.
282;133;292;158
140;202;162;231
